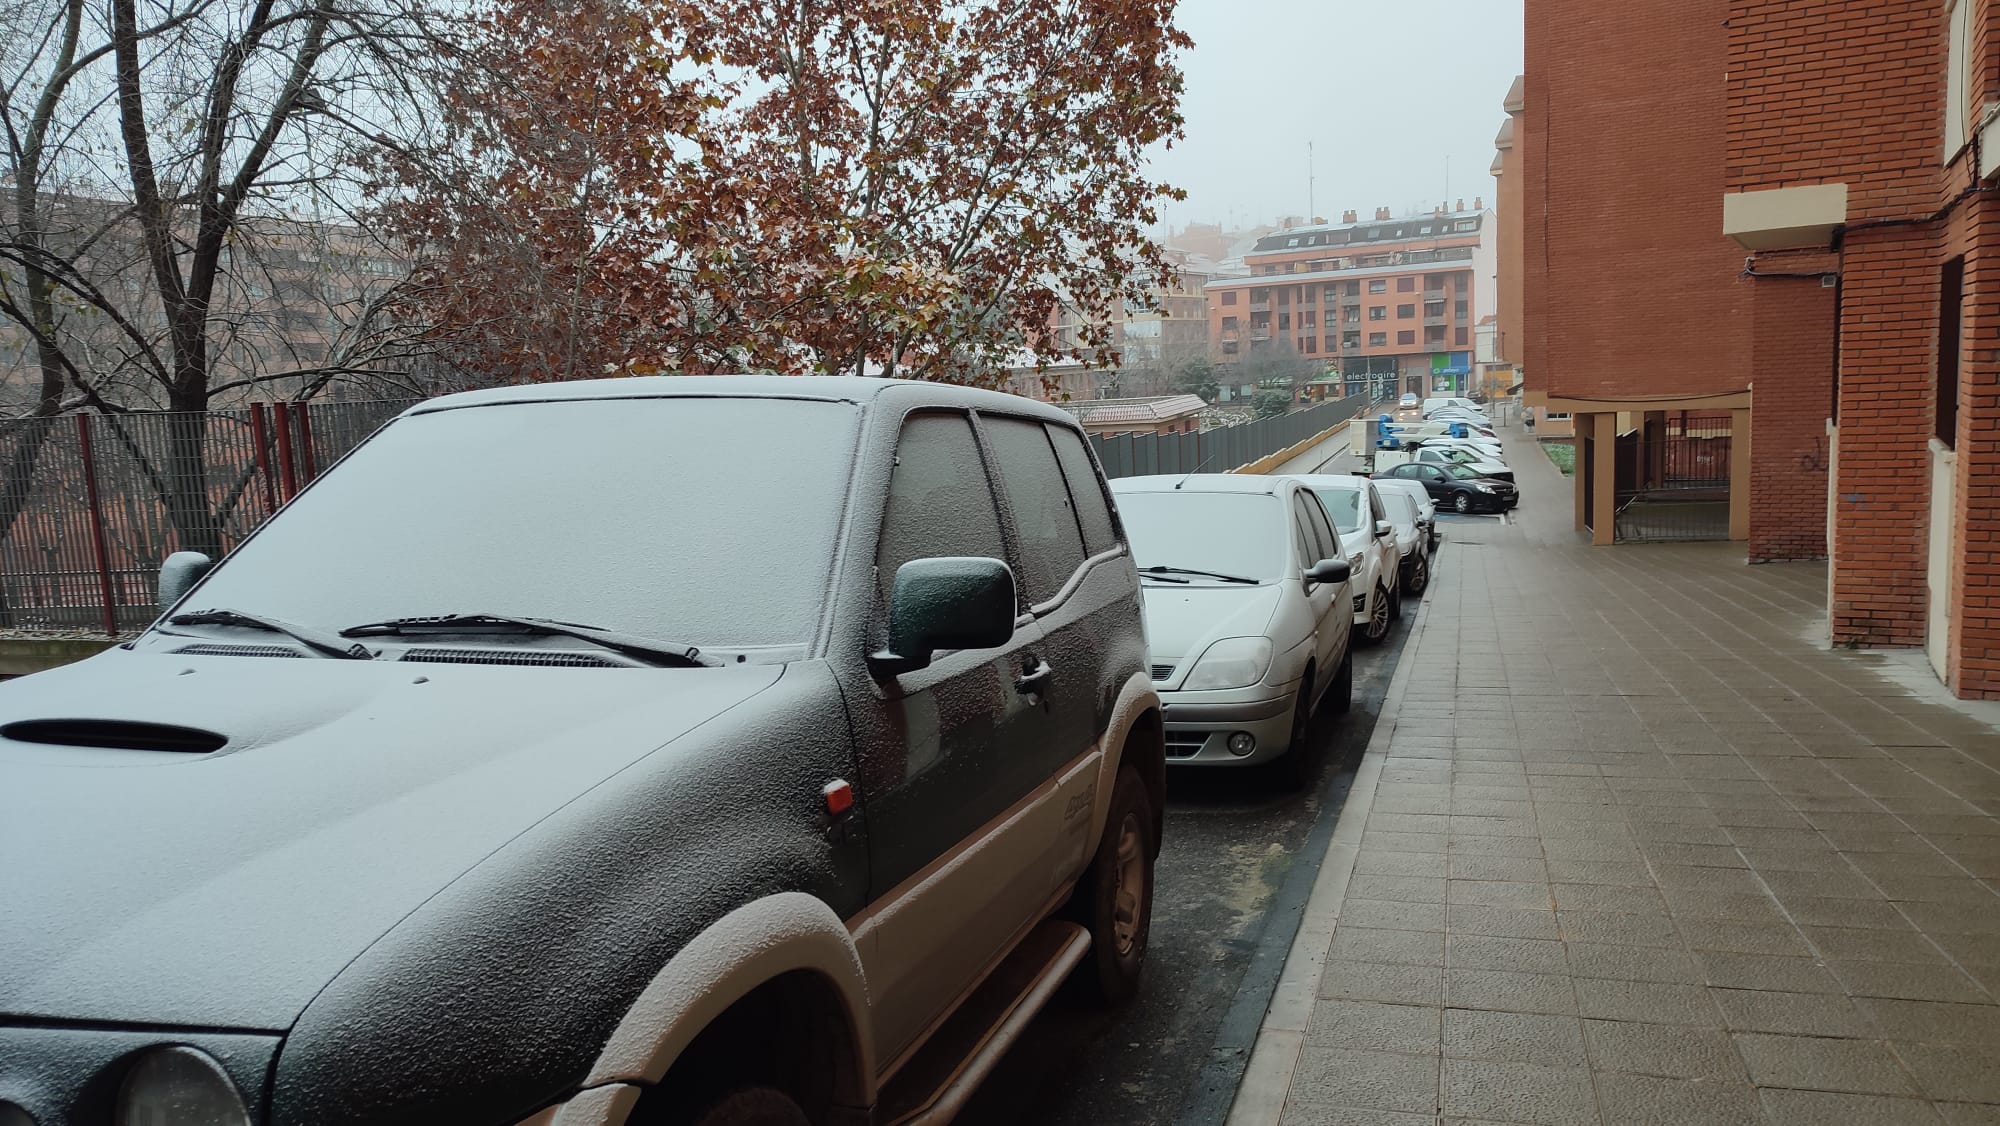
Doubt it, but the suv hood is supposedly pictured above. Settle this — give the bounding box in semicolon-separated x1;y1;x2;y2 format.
1138;581;1284;663
0;650;783;1030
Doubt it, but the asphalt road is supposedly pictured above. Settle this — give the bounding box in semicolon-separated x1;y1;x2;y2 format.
954;564;1431;1126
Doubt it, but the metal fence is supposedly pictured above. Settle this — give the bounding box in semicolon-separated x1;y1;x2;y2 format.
1088;393;1368;480
0;390;1369;636
0;399;416;634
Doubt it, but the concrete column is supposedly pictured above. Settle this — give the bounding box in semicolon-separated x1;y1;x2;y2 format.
1592;412;1617;546
1643;411;1668;489
1574;412;1592;534
1730;407;1752;542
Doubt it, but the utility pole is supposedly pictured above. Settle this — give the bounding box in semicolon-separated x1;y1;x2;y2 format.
1308;141;1316;219
1445;155;1451;207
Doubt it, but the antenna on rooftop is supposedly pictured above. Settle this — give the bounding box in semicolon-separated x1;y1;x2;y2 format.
1308;141;1316;220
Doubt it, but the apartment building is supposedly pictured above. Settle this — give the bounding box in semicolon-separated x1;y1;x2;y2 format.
1519;0;2000;698
1204;204;1495;397
1047;250;1235;370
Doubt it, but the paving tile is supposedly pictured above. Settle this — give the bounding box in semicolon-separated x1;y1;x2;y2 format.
1555;910;1681;948
1740;846;1852;872
1675;918;1815;957
1439;1058;1597;1126
1932;932;2000;967
1332;927;1447;968
1827;959;1991;1003
1447;879;1555;911
1781;895;1915;930
1800;926;1948;963
1355;851;1451;878
1734;1032;1921;1095
1591;1071;1764;1126
1640;841;1748;868
1545;859;1652;885
1940;1101;2000;1124
1758;1088;1945;1126
1650;865;1767;893
1340;899;1448;933
1549;883;1669;915
1450;834;1547;858
1448;854;1550;883
1277;1105;1437;1126
1695;951;1842;993
1442;1008;1586;1066
1710;987;1868;1036
1447;903;1561;941
1566;942;1702;984
1362;831;1450;855
1900;901;2000;936
1573;978;1722;1026
1659;887;1786;923
1288;1046;1442;1116
1347;874;1449;904
1445;934;1569;975
1319;960;1444;1006
1305;1000;1443;1056
1857;997;2000;1046
1893;1042;2000;1103
1582;1019;1746;1080
1444;968;1578;1015
1758;869;1881;900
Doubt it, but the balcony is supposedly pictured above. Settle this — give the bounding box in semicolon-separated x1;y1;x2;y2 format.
1249;301;1271;313
1250;329;1271;342
1340;341;1361;354
1221;330;1240;342
1423;289;1446;301
1424;315;1446;327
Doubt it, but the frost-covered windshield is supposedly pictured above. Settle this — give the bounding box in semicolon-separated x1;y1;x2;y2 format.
181;397;859;648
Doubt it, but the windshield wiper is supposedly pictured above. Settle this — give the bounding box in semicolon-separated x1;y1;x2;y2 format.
1138;566;1258;585
166;608;375;660
338;613;719;668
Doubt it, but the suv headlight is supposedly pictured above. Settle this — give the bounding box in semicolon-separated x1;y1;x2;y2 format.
1181;636;1273;691
119;1046;250;1126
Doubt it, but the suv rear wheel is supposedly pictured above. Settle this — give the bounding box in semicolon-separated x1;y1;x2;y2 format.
1069;767;1155;1003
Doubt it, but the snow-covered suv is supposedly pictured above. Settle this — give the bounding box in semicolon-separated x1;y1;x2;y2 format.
0;377;1163;1126
1287;474;1402;646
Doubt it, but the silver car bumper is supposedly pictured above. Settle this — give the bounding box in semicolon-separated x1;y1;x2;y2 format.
1160;691;1298;767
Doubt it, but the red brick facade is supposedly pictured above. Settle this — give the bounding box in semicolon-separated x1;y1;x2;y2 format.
1523;0;2000;696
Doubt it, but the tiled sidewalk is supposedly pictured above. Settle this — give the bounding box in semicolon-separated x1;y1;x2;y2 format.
1231;426;2000;1125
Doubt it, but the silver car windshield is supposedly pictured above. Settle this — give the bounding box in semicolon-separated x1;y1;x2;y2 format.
1309;487;1365;534
176;397;861;648
1113;491;1287;583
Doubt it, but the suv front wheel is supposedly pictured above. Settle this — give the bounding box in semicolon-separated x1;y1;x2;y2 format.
1068;766;1155;1003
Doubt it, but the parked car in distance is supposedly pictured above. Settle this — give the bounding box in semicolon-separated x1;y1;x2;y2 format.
1379;460;1520;513
1376;487;1434;596
1423;397;1486;419
0;376;1167;1126
1407;445;1515;482
1371;478;1440;550
1286;474;1402;647
1417;435;1507;461
1399;391;1422;410
1110;474;1354;789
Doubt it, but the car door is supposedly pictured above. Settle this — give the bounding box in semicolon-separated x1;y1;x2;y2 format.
845;410;1063;1064
1413;463;1452;502
1291;489;1342;688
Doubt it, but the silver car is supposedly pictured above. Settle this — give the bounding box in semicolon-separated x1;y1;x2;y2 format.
1109;474;1354;787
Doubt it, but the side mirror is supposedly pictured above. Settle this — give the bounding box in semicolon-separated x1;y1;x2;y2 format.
1304;558;1351;586
867;557;1017;679
158;551;214;611
1375;520;1394;538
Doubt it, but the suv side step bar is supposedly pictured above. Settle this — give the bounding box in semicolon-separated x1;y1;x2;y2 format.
877;920;1092;1126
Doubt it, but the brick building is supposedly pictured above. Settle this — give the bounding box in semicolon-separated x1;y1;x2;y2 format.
1519;0;2000;698
1204;205;1495;398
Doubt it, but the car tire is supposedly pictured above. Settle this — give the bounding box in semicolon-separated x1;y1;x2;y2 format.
1361;581;1392;645
1388;574;1404;621
1069;766;1155;1004
1404;553;1430;596
1273;673;1317;791
688;1087;811;1126
1452;492;1473;513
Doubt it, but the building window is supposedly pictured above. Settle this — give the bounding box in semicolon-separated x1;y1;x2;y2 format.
1303;338;1317;354
1368;280;1387;294
1947;0;1972;157
1398;277;1416;292
1346;281;1361;296
1300;312;1317;329
1397;304;1415;319
1419;225;1433;234
1368;306;1386;321
1939;256;1964;446
1323;288;1340;304
1369;332;1387;347
1344;309;1360;325
1454;220;1476;231
1454;327;1469;347
1222;342;1238;355
1279;312;1291;329
1398;330;1416;345
1286;237;1299;247
1222;316;1238;330
1222;291;1237;306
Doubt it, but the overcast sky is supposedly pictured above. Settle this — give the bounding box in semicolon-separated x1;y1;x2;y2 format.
1151;0;1525;233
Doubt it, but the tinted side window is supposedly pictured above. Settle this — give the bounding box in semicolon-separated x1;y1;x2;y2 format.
1368;485;1387;524
1045;424;1119;556
1390;464;1418;480
1290;501;1316;569
876;413;1009;634
1302;492;1340;559
982;416;1088;605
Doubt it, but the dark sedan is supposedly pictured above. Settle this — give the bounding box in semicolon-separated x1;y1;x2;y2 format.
1377;461;1519;514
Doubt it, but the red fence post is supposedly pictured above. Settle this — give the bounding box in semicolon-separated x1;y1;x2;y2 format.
249;402;279;515
273;401;298;502
295;401;319;481
75;415;120;638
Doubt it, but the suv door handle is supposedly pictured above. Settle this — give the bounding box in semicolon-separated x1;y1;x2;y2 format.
1014;659;1054;694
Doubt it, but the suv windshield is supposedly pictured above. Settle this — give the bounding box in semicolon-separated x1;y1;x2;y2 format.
176;397;860;650
1113;491;1286;583
1309;486;1365;534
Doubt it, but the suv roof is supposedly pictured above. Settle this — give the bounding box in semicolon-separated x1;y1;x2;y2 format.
403;374;1075;425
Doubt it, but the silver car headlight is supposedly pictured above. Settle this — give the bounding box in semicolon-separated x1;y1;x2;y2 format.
1347;551;1365;573
1181;636;1274;691
118;1046;251;1126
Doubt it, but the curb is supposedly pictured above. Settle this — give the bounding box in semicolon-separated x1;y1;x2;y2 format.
1219;595;1433;1126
